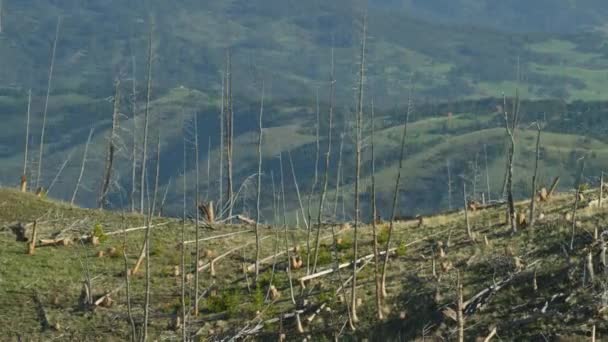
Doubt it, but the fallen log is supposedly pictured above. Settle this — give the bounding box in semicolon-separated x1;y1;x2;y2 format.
182;229;252;245
236;215;256;225
246;229;348;272
299;248;397;288
196;236;272;273
94;284;125;306
37;238;72;247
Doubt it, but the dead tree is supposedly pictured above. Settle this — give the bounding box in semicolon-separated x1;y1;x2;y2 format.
36;17;60;189
457;272;464;342
447;159;453;210
381;78;413;298
529;122;542;228
333;128;346;219
254;83;265;283
194;111;201;316
463;179;472;239
370;99;383;319
570;158;585;250
306;88;321;275
130;55;139;213
351;14;367;324
279;152;297;305
225;50;235;221
151;134;161;220
312;47;335;274
140;28;153;215
22;89;32;192
99;79;121;209
181;134;188;341
484;144;491;203
218;72;225;218
121;215;137;342
71;128;94;205
503;91;521;234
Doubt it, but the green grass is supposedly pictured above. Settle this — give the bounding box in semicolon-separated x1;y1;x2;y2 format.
1;181;607;340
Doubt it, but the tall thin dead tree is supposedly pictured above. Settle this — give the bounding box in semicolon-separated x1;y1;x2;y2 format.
193;111;201;316
130;55;139;213
529;122;542;228
333;129;345;219
306;88;321;275
140;28;154;215
351;14;367;324
22;89;32;192
463;179;472;239
370;99;383;319
446;159;453;210
71;128;94;205
254;83;265;283
181;124;188;341
99;79;121;209
151;133;161;216
503;91;521;234
218;73;225;218
36;17;60;189
484;144;491;203
225;50;235;220
381;77;413;298
570;158;586;250
312;47;336;274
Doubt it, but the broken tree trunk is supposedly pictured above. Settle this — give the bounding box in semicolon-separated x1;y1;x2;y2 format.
27;220;38;255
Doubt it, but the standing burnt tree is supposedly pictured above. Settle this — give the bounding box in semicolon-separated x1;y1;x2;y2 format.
99;79;121;208
503;91;521;234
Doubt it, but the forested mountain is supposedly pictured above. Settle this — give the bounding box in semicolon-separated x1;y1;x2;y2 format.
1;0;608;219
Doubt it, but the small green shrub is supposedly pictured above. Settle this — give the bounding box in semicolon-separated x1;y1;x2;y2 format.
377;225;390;244
317;247;332;265
396;240;407;256
92;223;107;243
207;289;242;318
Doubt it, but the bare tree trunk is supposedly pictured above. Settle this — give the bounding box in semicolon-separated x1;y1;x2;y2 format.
570;159;585;250
529;123;542;228
36;17;61;189
219;73;225;218
351;15;367;324
600;173;604;209
464;180;472;239
381;79;413;298
312;47;335;274
288;151;309;230
22;90;32;192
181;133;187;341
306;88;321;275
142;212;152;340
279;152;296;305
122;215;137;342
503;92;520;234
193;111;201;316
370;99;383;320
254;84;265;283
71;128;94;205
151;134;161;216
225;50;234;221
99;79;121;209
140;29;153;215
333;129;345;219
457;272;464;342
447;159;453;210
206;136;211;200
131;55;138;213
484;144;491;203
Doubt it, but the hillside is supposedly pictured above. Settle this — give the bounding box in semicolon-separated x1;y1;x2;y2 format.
1;182;607;340
3;2;608;220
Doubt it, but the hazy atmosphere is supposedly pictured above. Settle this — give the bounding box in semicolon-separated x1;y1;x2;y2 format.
1;1;608;340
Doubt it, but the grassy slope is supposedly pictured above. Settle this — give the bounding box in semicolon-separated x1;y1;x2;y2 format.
1;181;607;340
